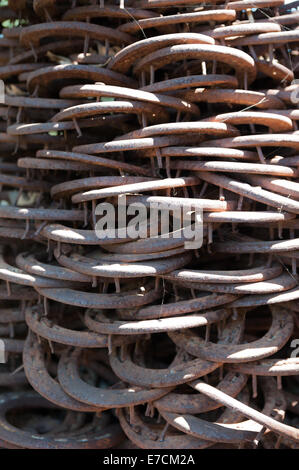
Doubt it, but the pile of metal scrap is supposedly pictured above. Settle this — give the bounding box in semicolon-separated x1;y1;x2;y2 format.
0;0;298;449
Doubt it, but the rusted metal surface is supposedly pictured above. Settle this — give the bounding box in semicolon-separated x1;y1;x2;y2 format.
109;344;220;388
154;372;248;414
25;307;143;349
169;306;294;363
57;348;173;409
84;307;231;335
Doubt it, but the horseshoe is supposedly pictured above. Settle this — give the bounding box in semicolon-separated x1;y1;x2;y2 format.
256;60;294;83
197;172;299;214
81;246;188;263
133;44;256;86
142;74;238;93
109;342;220;388
100;222;208;254
265;87;298;106
231;286;299;308
0;206;85;222
159;377;286;443
202;22;281;40
73;134;206;155
244;174;299;200
171;161;296;177
62;5;157;21
122;194;236;212
51;101;171;123
200;211;294;224
55;251;192;279
189;379;299;442
4;95;82;109
204;111;293;132
202;133;299;151
26;310;143;349
212;237;299;254
18;158;100;173
162;263;282;284
117;292;237;321
226;0;283;9
40;223;135;246
59;84;199;114
16;252;91;283
119;10;236;34
229;358;299;377
8;115;131;137
36;149;152;176
23;333;101;412
159;409;258;444
0;247;81;289
261;109;299;124
228;30;299;47
108;33;216;73
118;122;238;140
25;308;124;349
51;176;155;199
178;89;284;109
27;65;137;95
71;176;200;203
178;273;297;295
0;63;47;79
139;0;227;7
160;146;258;161
169;305;293;363
117;406;212;449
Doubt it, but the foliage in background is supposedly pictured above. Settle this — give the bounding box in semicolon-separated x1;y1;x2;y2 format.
0;0;29;28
